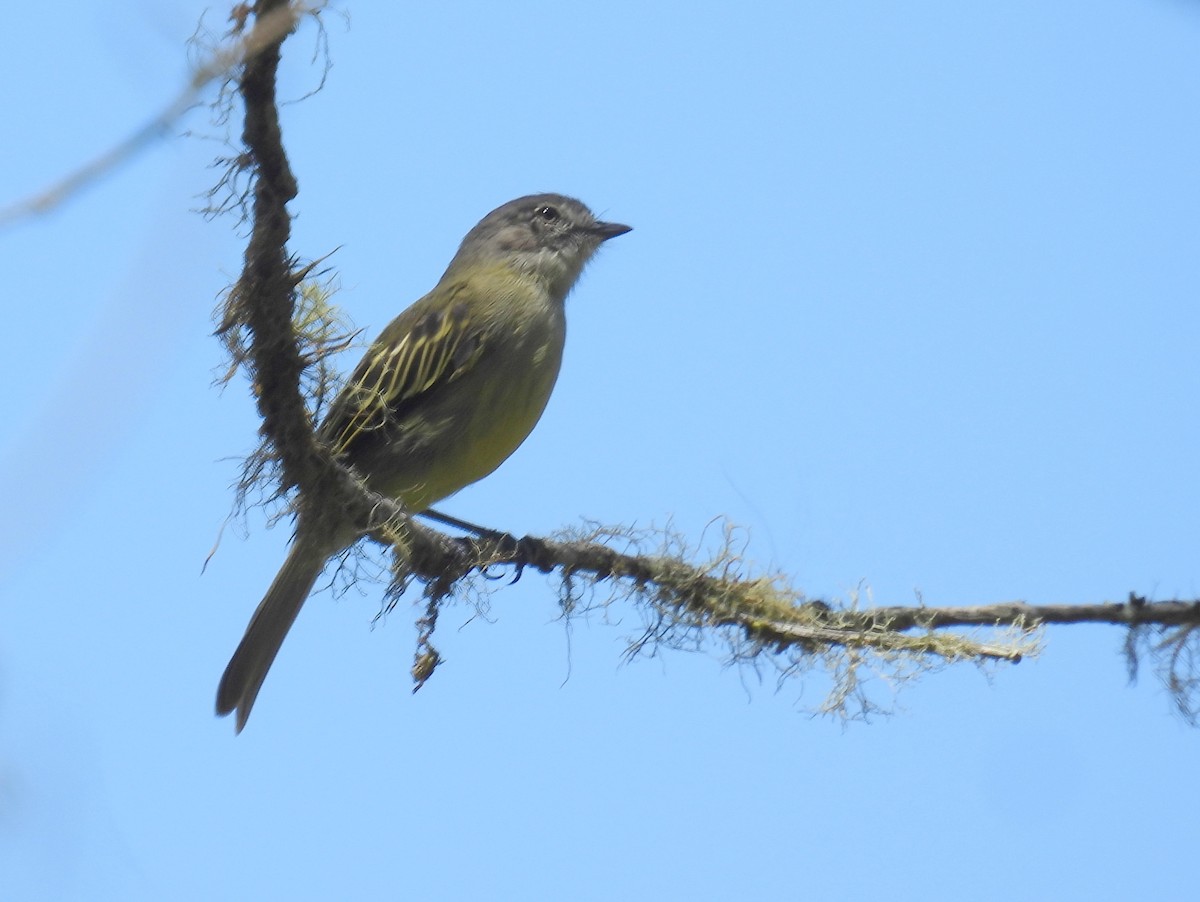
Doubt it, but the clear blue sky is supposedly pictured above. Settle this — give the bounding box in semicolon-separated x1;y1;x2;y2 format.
2;2;1198;899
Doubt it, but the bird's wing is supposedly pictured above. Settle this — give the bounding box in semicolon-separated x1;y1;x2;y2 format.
321;287;485;454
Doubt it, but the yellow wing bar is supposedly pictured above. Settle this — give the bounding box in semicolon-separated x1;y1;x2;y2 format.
323;294;482;455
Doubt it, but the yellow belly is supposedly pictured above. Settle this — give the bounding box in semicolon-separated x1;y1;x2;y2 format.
351;306;565;511
395;357;560;510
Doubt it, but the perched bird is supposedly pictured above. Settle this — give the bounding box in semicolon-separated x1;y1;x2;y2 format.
216;193;631;732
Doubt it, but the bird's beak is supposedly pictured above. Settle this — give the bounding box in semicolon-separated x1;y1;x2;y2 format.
592;220;632;241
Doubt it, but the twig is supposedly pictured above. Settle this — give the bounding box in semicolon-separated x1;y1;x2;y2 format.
0;3;310;228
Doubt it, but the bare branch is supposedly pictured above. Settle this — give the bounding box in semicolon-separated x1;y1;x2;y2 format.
857;595;1200;631
0;2;313;228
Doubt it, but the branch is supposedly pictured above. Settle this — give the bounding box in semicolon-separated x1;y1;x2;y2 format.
431;529;1199;649
212;4;1200;725
0;4;312;229
855;595;1200;630
217;2;467;577
392;523;1200;720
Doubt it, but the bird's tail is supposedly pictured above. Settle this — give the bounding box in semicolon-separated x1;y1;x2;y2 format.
216;536;329;733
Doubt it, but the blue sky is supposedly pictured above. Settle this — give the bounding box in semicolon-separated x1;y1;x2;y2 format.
2;2;1198;899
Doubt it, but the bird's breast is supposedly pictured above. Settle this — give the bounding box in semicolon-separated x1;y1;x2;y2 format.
356;289;566;512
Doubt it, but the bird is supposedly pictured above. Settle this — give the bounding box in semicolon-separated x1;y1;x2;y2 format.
216;193;631;732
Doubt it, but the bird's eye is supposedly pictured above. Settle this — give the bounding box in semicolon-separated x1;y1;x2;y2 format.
535;205;560;223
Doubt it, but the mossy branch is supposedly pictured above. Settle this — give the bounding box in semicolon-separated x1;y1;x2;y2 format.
212;2;464;574
210;3;1200;724
388;522;1199;718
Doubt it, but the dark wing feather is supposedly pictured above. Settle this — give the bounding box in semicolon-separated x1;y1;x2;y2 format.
321;291;484;455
